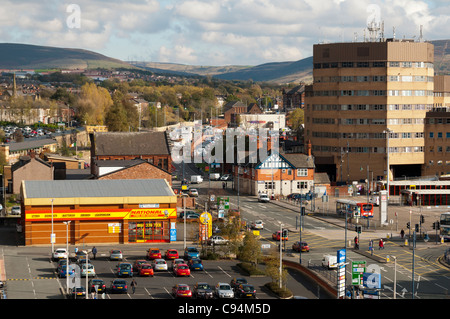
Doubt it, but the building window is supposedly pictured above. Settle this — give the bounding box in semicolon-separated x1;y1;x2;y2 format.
265;182;274;190
297;169;308;177
297;181;308;189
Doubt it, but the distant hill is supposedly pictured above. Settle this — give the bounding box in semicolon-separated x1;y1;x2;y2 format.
0;43;134;70
432;40;450;74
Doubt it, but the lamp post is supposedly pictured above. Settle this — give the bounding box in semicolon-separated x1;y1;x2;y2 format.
279;222;283;289
383;128;393;200
51;199;54;256
63;221;71;294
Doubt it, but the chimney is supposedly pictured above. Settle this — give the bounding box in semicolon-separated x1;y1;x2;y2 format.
306;140;312;156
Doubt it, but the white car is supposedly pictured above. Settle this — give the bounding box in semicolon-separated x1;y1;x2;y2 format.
215;283;234;299
189;189;199;197
251;220;264;230
11;206;21;215
52;248;68;261
258;193;270;202
208;236;229;245
80;263;96;277
152;259;168;271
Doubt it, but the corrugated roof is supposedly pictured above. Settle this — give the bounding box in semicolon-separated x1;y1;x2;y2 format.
7;138;57;152
23;179;174;199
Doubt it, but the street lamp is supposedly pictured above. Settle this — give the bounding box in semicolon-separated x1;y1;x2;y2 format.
51;199;54;256
63;221;71;294
383;128;393;200
279;223;283;289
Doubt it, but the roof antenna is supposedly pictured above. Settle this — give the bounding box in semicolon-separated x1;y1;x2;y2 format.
419;25;423;42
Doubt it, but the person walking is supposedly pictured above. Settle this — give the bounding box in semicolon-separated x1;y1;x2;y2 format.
354;236;359;250
92;246;97;260
131;279;137;294
400;229;405;239
378;238;384;250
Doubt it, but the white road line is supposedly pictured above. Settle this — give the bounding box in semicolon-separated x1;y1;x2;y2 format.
144;287;154;298
218;266;231;277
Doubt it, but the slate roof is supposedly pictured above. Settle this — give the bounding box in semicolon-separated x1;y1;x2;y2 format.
93;131;170;156
22;179;174;199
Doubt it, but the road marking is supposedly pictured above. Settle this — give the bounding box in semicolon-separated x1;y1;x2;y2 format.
218;266;231;277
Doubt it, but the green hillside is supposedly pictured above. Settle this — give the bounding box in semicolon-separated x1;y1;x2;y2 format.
0;43;134;70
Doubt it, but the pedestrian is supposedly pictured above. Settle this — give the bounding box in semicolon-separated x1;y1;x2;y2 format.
354;236;359;250
92;246;97;260
400;229;405;239
378;238;384;250
74;247;78;254
131;279;137;294
368;239;373;255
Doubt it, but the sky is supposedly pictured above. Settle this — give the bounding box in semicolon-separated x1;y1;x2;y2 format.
0;0;448;66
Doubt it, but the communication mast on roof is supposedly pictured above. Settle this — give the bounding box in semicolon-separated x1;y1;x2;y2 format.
366;18;384;42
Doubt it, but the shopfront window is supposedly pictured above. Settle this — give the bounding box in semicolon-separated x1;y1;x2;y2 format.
128;220;169;243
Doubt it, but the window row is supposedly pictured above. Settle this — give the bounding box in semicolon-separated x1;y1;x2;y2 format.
314;75;433;83
428;132;450;139
312;131;425;139
310;118;425;125
429;146;450;152
312;90;433;97
312;145;424;153
313;61;433;69
310;104;433;111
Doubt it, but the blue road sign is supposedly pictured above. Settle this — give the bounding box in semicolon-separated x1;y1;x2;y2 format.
337;249;346;264
170;229;177;241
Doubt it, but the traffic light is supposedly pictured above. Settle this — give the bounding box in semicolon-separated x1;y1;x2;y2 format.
282;229;288;238
433;221;440;230
355;225;362;234
415;224;419;232
420;215;425;224
407;222;410;229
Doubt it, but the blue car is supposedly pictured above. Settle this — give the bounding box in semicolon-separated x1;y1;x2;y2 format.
188;258;204;271
184;247;200;260
117;262;133;277
58;265;74;278
110;279;128;294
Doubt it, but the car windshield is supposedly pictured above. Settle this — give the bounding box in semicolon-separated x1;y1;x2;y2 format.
219;285;231;290
120;264;131;269
242;285;254;292
178;286;189;291
198;284;210;289
151;250;159;253
114;280;126;285
156;260;165;264
188;248;198;253
178;265;188;269
55;249;66;253
141;265;152;269
92;280;103;285
111;250;121;254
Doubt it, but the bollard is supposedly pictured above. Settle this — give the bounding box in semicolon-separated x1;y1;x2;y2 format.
404;239;408;246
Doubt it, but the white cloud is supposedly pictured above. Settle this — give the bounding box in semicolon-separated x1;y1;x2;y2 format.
0;0;447;65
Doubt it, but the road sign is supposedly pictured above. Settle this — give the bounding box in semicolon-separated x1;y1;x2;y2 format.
170;229;177;242
337;249;346;264
352;261;366;285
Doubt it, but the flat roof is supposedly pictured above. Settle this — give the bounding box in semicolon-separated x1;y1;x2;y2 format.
22;179;176;206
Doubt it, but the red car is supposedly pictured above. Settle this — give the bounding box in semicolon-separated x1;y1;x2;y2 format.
272;230;288;241
172;284;192;298
133;259;148;272
292;241;310;252
165;249;179;260
138;263;154;277
147;248;162;260
173;264;191;277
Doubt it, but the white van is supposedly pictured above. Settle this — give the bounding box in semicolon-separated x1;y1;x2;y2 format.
258;193;270;203
322;254;338;269
191;175;203;184
209;173;220;180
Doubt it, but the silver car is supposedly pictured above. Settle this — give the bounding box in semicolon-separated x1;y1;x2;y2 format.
215;283;234;298
11;206;21;215
109;250;123;261
80;263;96;277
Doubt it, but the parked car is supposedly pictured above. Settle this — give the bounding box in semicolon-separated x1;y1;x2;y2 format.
69;286;86;299
172;284;192;298
171;258;185;270
152;259;168;271
133;259;148;272
56;259;68;272
147;248;162;260
188;258;204;271
174;263;191;277
137;263;154;277
188;189;199;197
109;249;123;261
292;241;310;252
80;263;96;277
57;265;73;278
165;249;179;260
215;282;234;299
258;193;270;202
220;174;232;181
235;284;256;298
193;282;214;299
184;247;200;260
117;262;133;277
52;248;68;261
88;279;106;294
10;206;21;215
230;277;248;290
110;279;128;294
179;211;200;219
251;220;264;230
207;235;228;245
75;250;88;262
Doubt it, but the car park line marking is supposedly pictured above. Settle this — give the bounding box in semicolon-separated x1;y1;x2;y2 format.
144;287;154;298
164;286;174;298
217;266;231;277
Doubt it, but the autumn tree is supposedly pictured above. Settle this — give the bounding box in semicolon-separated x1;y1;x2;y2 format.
75;83;113;125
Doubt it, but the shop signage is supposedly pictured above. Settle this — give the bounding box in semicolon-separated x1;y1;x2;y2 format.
25;208;177;221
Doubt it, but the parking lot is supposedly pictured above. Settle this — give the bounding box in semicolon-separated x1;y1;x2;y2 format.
1;241;288;300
